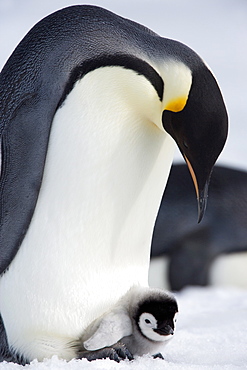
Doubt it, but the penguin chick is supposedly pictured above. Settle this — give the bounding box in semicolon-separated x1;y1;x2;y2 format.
74;286;178;361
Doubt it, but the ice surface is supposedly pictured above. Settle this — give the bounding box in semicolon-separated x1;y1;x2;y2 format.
0;1;247;369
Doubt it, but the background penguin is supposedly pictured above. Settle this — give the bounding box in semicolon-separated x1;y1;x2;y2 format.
151;164;247;291
0;5;227;363
74;286;178;362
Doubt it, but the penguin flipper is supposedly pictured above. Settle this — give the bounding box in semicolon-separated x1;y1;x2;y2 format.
0;7;70;274
0;91;53;275
83;310;132;351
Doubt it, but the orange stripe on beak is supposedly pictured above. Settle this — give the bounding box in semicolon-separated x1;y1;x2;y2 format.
184;156;199;199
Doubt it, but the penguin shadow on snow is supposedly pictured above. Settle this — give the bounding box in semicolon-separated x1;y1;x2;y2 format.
72;286;178;362
151;164;247;291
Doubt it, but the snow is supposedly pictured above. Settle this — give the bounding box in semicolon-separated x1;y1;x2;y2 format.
0;0;247;369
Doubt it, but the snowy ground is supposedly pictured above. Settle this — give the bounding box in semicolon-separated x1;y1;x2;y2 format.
0;1;247;369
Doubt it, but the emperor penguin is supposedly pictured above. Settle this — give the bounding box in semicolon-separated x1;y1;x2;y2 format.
74;286;178;362
0;5;228;364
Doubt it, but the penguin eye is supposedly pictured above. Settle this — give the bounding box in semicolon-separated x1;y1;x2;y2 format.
139;313;156;329
183;140;188;148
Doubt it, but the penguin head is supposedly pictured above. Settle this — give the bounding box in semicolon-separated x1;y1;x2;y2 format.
161;61;228;222
136;293;178;342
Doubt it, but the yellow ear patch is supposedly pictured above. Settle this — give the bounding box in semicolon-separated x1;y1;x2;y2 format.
165;96;188;112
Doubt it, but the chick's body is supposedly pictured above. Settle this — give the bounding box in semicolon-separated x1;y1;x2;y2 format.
76;286;178;360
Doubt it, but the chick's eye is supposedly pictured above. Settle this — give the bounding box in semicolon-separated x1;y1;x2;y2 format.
145;319;151;324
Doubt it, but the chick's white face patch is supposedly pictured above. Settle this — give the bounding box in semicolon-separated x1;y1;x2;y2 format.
139;313;157;330
139;312;165;342
138;309;177;342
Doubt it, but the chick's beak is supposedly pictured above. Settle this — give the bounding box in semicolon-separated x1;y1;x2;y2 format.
154;325;174;336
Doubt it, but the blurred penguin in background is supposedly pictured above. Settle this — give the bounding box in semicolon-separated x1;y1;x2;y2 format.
151;164;247;291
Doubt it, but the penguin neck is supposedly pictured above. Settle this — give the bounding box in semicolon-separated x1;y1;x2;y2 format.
0;67;175;360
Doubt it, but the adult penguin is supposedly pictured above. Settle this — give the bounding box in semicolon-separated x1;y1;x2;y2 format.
0;5;227;364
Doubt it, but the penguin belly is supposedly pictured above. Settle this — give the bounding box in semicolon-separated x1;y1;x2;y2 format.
0;68;174;361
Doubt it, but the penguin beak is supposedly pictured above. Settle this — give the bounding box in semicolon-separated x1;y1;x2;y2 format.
154;324;174;336
184;156;209;223
161;67;228;224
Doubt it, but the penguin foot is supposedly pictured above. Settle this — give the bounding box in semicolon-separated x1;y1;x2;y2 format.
112;342;134;362
77;343;133;362
152;352;164;359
